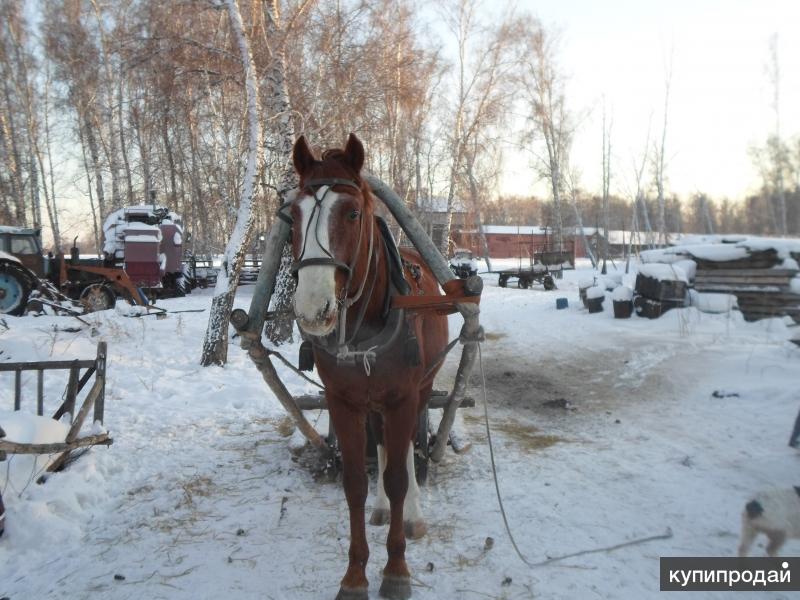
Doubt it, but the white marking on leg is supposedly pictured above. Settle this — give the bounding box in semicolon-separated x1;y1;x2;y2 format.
404;442;423;523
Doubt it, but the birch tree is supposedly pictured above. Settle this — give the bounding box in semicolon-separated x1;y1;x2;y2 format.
439;0;520;255
767;33;787;235
260;0;314;345
651;56;672;246
201;0;263;366
519;18;570;252
600;99;611;273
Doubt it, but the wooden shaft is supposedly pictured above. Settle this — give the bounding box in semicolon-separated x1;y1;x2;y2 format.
246;339;327;450
243;217;291;343
365;174;482;463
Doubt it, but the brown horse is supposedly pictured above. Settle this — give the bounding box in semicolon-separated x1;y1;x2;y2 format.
290;134;448;600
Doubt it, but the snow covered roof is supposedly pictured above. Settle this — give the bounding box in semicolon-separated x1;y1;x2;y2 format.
482;225;548;235
0;226;38;235
638;263;689;283
641;235;800;266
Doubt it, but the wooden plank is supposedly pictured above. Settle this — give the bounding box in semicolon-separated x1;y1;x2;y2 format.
0;433;112;455
293;393;475;411
695;284;785;293
695;268;798;277
14;369;21;411
93;342;106;424
37;370;43;416
0;359;95;372
695;277;792;286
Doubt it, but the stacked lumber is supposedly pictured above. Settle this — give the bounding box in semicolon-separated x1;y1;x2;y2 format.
633;265;688;319
694;268;800;322
691;248;781;271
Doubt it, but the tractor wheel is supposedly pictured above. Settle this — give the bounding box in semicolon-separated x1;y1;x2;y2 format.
498;275;507;288
543;275;556;291
518;278;530;289
414;405;430;486
79;284;116;312
0;262;32;316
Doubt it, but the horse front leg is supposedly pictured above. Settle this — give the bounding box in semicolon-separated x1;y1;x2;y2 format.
379;401;416;600
328;398;370;600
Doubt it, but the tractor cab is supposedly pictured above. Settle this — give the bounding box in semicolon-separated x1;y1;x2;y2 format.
0;227;45;277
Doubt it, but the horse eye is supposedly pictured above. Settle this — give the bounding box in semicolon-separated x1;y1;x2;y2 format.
348;209;360;221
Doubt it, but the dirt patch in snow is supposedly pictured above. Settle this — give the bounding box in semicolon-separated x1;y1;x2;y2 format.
470;343;674;417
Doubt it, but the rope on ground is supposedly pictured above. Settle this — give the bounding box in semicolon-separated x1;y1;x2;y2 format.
478;343;674;569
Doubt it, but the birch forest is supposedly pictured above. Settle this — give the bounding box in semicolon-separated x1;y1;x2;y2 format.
1;0;799;260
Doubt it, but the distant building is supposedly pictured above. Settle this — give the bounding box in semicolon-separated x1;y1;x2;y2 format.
453;225;668;261
412;195;471;251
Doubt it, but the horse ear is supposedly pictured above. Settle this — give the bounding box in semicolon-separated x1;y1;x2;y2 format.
293;135;316;176
343;133;365;174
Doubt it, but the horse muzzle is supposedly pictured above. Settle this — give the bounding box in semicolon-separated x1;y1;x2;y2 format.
294;298;338;337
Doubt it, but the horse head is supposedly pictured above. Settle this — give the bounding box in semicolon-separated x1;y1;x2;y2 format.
290;133;374;337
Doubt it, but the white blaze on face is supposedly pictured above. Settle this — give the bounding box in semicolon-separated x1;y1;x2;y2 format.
293;187;341;336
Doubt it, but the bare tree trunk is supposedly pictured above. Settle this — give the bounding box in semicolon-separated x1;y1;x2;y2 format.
91;0;122;210
117;78;133;204
565;167;595;268
83;110;107;221
130;104;151;199
653;59;671;246
601;100;611;273
466;162;491;271
262;0;299;345
201;0;263;366
768;34;787;235
77;116;101;253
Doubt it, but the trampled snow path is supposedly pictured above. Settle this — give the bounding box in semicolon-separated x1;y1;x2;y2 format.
1;266;799;599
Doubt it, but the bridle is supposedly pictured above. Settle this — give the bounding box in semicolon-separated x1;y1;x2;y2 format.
290;177;383;366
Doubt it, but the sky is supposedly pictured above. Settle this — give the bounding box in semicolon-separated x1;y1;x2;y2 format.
491;0;800;201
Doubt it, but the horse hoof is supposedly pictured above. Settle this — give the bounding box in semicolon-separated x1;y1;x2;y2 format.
404;520;427;540
336;586;369;600
370;508;390;526
379;575;412;599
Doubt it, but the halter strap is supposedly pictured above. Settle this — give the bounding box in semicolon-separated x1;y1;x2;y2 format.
303;177;361;192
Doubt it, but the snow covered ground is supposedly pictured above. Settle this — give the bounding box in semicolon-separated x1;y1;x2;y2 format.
1;261;799;599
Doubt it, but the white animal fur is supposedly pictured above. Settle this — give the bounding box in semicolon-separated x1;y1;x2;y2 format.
373;443;425;533
738;487;800;557
293;188;341;336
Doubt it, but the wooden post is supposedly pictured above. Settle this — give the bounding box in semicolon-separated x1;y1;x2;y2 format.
92;342;106;424
37;369;43;416
14;368;21;410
